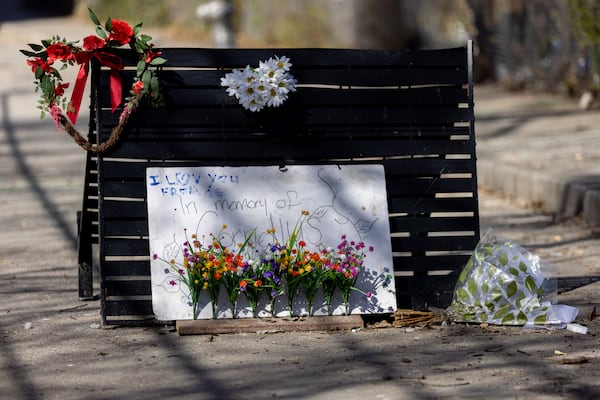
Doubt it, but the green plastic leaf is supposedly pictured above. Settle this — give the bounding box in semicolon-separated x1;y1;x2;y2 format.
534;314;547;325
493;304;511;320
96;26;107;39
467;277;478;296
137;60;146;76
105;17;112;33
505;280;518;298
457;287;469;303
509;267;520;277
20;49;37;57
515;292;526;308
150;57;168;66
88;7;101;26
142;69;152;86
516;311;528;325
150;76;159;94
28;43;44;51
519;261;528;273
41;39;51;47
498;251;508;266
525;275;537;293
458;266;468;284
483;244;494;257
490;287;502;303
502;312;515;324
481;282;489;294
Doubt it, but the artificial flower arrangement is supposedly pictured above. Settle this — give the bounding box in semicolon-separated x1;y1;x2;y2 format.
220;55;297;112
20;8;167;153
153;211;385;320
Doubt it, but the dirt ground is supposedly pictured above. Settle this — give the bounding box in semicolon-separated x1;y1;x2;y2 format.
2;189;599;400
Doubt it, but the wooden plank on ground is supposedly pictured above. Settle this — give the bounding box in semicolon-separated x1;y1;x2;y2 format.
176;315;364;335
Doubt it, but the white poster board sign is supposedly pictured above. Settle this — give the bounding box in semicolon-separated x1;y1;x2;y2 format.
147;164;396;320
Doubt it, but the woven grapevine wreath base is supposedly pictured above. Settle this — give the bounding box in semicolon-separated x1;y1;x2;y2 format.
58;112;129;154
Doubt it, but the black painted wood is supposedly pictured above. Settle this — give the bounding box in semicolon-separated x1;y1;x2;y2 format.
81;44;479;325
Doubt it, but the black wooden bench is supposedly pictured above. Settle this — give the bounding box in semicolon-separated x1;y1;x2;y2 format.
77;42;480;325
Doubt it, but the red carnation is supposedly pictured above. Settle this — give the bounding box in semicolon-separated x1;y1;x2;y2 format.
82;35;105;51
107;19;134;46
46;43;73;63
27;58;52;73
145;48;162;63
132;80;144;94
54;82;70;96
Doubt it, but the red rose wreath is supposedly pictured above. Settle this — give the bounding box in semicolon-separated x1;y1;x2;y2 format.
21;8;167;153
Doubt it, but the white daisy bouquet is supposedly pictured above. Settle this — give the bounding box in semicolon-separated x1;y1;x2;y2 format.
220;55;297;112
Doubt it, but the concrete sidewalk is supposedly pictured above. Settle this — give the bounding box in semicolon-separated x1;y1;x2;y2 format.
1;16;600;400
475;86;600;228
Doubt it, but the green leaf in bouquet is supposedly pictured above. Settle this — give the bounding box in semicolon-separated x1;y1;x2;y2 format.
105;17;112;33
28;43;44;51
96;26;107;39
20;49;37;57
133;22;143;36
505;280;518;298
142;69;152;87
136;60;146;76
150;76;159;95
150;57;168;66
88;7;101;26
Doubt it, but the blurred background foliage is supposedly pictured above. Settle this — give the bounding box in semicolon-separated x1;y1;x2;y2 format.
72;0;600;96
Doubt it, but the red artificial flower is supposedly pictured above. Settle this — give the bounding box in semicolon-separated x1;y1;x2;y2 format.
82;35;105;51
132;80;144;94
107;19;134;45
54;82;70;96
46;43;73;63
27;58;52;73
145;48;162;63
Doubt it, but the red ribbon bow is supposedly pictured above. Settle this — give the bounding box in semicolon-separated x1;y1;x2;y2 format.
67;50;124;124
